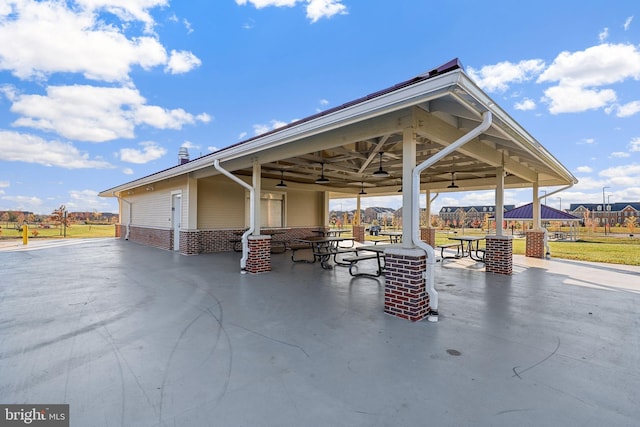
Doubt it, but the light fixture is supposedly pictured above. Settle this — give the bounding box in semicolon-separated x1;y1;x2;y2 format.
359;181;367;195
372;152;389;177
315;162;330;184
447;172;459;189
275;170;287;188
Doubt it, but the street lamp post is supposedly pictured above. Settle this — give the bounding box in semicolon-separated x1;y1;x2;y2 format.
557;197;562;212
602;187;609;235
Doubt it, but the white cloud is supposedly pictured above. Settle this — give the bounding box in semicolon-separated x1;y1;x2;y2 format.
63;188;116;211
253;119;288;135
537;43;640;114
576;166;593;173
599;164;640;187
598;27;609;43
610;151;630;158
0;195;44;212
578;138;596;145
624;16;633;31
514;98;536;111
238;131;248;140
615;100;640;117
123;167;134;175
538;44;640;87
235;0;347;22
541;85;616;114
467;59;545;92
0;0;168;83
0;130;115;169
118;141;167;164
0;181;9;188
75;0;169;32
9;85;210;142
306;0;347;23
629;137;640;152
165;50;202;74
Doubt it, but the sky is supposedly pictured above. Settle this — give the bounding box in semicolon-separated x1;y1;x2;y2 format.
1;0;639;216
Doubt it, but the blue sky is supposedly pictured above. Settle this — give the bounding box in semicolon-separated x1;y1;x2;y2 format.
1;0;639;215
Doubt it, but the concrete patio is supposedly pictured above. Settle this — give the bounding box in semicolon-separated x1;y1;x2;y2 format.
1;238;638;426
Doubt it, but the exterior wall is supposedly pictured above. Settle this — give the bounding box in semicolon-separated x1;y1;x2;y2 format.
287;190;322;227
127;225;172;251
115;173;326;256
384;248;429;321
197;177;246;229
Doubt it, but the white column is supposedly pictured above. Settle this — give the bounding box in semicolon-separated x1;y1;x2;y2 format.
425;188;431;227
402;127;417;247
495;166;504;236
532;177;540;230
186;175;197;229
252;159;261;235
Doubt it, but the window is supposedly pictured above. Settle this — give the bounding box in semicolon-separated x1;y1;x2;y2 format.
245;192;285;228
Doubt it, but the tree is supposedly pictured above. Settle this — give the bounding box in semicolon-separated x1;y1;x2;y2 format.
625;216;637;235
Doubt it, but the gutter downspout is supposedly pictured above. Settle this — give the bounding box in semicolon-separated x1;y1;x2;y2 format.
537;184;574;259
412;111;492;322
214;159;254;273
113;192;132;240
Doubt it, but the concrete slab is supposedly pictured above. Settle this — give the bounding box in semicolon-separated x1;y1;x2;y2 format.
1;239;638;426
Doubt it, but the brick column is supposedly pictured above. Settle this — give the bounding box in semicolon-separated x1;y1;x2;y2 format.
485;235;513;275
384;248;429;321
180;230;200;255
420;227;436;247
525;230;546;258
352;225;365;243
246;235;271;274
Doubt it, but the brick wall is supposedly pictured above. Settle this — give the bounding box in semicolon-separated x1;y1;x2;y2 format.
420;227;436;247
525;230;546;258
127;226;171;251
384;249;429;321
115;225;320;256
246;235;271;273
485;236;513;275
352;225;365;243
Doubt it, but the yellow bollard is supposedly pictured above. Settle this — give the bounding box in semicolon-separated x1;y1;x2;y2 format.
22;223;28;245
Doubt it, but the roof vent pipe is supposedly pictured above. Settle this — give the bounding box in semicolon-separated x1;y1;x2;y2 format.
412;111;492;322
178;147;190;165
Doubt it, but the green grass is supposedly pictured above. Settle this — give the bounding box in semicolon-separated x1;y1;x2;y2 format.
3;223;639;266
0;223;115;239
434;229;640;266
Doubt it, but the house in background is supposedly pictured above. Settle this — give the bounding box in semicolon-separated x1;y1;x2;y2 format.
568;203;640;228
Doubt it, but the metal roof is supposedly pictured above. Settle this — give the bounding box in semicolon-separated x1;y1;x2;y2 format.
504;203;581;221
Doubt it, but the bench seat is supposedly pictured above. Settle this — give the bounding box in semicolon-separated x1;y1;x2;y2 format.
342;253;384;278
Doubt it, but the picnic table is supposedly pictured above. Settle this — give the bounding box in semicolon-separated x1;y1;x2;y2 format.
291;236;356;269
342;244;392;277
378;230;402;243
438;235;485;262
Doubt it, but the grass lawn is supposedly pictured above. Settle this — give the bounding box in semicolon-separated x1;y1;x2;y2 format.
0;223;115;239
3;223;639;266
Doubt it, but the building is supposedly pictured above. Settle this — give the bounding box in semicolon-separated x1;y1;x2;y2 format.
99;59;576;321
568;203;640;227
439;205;515;228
